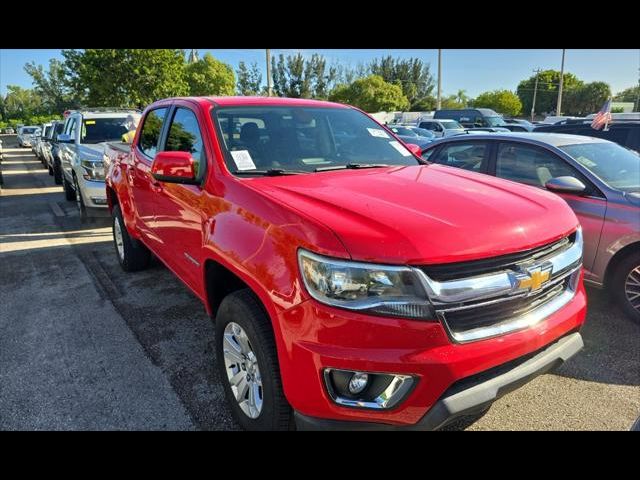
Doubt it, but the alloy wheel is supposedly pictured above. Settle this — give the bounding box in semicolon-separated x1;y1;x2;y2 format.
624;266;640;314
222;322;263;419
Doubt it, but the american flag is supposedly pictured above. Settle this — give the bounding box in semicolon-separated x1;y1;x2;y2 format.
591;98;612;130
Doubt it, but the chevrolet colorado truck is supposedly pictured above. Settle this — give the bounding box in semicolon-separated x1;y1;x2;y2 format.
106;96;586;430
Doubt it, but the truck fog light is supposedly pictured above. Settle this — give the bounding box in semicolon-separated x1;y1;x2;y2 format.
324;368;415;410
348;372;369;394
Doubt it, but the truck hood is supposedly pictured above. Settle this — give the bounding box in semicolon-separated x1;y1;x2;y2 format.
250;164;579;265
79;143;108;161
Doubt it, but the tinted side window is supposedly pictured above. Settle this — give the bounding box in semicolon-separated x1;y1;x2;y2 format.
139;108;168;158
66;118;77;137
495;143;578;187
163;107;205;178
432;142;488;172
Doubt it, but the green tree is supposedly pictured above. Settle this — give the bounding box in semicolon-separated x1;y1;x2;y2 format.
185;52;235;96
329;75;410;112
411;96;437;111
62;49;189;108
369;56;435;110
271;53;338;99
3;85;44;119
473;89;522;116
517;70;583;115
24;58;81;113
614;85;639;104
236;61;263;96
563;81;611;116
440;95;467;109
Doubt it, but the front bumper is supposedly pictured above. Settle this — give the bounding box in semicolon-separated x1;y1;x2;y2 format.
278;278;587;428
77;177;108;209
296;331;583;430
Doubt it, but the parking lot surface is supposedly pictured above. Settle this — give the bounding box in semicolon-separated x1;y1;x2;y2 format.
1;134;639;430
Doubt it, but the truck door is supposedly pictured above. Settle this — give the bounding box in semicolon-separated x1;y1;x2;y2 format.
130;107;169;246
151;104;209;296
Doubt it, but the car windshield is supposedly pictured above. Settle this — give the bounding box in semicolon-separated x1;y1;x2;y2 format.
441;121;463;130
21;127;37;134
410;127;435;138
485;116;507;127
560;142;640;192
212;106;420;175
81;117;129;144
389;126;417;136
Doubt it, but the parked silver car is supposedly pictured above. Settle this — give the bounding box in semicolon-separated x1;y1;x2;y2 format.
421;132;640;322
17;126;39;147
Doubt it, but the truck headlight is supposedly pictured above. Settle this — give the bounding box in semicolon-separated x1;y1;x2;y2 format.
81;159;105;181
298;249;433;319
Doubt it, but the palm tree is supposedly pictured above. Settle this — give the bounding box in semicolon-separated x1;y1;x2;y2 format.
455;89;469;106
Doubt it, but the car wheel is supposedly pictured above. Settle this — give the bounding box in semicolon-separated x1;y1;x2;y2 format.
53;160;63;185
215;289;293;431
112;205;151;272
611;251;640;324
48;165;54;176
62;172;75;200
73;175;88;221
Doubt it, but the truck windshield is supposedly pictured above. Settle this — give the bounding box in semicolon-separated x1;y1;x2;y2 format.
441;121;463;130
212;106;420;175
560;142;640;192
81;118;129;144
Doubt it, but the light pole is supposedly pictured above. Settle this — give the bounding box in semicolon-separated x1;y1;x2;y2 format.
556;49;566;116
437;49;442;110
531;68;541;122
266;49;273;97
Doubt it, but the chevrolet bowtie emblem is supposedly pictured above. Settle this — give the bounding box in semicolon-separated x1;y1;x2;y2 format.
517;266;552;292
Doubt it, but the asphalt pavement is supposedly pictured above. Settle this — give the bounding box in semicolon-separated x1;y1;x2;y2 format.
1;134;638;430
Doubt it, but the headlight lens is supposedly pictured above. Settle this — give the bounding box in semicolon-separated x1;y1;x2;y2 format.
298;249;433;319
81;159;105;180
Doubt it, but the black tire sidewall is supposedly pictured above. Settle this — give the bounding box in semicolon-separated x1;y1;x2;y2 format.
611;252;640;324
215;291;290;431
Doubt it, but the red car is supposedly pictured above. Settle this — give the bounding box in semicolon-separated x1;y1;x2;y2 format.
106;96;586;430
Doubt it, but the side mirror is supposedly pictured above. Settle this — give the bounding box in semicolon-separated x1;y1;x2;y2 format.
404;143;423;157
151;151;198;185
57;133;74;143
545;176;587;194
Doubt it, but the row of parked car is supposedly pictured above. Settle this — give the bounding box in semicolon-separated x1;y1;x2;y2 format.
16;97;639;431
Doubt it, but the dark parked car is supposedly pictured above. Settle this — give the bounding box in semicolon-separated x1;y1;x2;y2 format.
47;121;66;185
503;118;536;132
421;132;640;323
535;121;640;153
434;108;507;128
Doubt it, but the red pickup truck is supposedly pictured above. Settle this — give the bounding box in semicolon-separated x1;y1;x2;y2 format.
105;96;587;430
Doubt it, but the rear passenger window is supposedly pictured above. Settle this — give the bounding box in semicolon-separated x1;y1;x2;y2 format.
163;108;206;178
139;108;168;158
432;142;488;172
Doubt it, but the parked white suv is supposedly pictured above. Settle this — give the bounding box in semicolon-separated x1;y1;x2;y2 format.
415;119;465;138
58;109;139;218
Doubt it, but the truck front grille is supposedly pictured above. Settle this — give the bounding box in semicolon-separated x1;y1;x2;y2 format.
413;229;583;343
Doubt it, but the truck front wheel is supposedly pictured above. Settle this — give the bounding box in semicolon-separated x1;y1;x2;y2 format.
215;289;292;430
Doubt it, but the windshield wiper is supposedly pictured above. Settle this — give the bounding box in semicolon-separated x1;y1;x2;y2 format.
232;169;307;176
314;163;391;172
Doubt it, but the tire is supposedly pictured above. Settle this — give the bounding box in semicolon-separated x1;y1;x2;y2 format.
215;289;292;431
610;251;640;324
48;165;54;176
62;172;75;200
53;159;63;185
112;205;151;272
73;175;88;221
